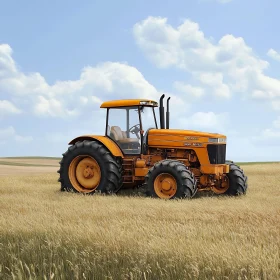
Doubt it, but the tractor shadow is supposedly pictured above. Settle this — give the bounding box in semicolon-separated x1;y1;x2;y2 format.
116;186;146;197
116;186;222;199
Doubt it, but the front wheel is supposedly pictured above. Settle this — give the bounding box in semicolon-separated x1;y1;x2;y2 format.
225;161;248;195
145;160;197;199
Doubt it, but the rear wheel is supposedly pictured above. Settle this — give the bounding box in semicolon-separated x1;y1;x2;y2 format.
145;160;197;199
225;161;248;195
58;140;122;194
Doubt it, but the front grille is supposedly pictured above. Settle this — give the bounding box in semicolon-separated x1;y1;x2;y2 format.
207;144;226;164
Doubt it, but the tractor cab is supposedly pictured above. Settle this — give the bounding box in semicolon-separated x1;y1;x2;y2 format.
100;99;159;154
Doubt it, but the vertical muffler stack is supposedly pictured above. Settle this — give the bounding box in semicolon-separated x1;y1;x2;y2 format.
159;94;165;129
166;97;171;129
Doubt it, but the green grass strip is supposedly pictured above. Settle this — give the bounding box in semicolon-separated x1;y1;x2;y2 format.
0;161;58;167
237;161;280;165
2;156;61;160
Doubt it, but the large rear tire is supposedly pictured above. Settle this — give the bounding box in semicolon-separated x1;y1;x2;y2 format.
58;140;122;194
145;160;197;199
225;161;248;195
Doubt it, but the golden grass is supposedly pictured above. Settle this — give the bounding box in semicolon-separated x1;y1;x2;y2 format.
0;164;279;279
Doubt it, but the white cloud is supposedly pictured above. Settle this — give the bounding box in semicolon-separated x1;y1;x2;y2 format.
198;72;230;98
267;49;280;62
190;111;229;129
0;44;161;118
252;116;280;146
34;96;79;118
173;81;205;97
179;111;229;130
252;128;280;146
0;126;33;144
0;44;195;122
0;100;21;117
133;17;280;105
0;44;17;77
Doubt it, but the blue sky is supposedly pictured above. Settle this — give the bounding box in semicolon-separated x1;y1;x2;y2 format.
1;0;280;161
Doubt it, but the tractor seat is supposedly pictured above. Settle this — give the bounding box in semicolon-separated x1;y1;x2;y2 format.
110;126;139;144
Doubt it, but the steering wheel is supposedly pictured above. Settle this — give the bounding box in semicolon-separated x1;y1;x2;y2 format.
129;124;141;139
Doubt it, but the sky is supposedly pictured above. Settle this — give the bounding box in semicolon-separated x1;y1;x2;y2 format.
1;0;280;161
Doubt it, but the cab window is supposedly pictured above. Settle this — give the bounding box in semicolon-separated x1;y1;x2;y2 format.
107;107;141;154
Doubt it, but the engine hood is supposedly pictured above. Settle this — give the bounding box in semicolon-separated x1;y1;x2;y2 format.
149;129;226;138
147;129;226;149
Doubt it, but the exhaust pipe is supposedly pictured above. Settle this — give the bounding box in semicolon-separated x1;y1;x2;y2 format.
166;97;171;129
159;94;165;129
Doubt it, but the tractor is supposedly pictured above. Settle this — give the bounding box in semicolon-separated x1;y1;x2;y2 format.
58;95;248;198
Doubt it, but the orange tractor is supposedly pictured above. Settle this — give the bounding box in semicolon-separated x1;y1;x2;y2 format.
58;95;247;198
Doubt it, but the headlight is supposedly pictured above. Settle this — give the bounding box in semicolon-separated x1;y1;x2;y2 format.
209;137;227;143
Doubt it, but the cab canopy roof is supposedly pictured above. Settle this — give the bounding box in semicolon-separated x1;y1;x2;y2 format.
100;99;158;108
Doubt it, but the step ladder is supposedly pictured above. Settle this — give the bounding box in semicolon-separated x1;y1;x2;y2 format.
122;158;134;183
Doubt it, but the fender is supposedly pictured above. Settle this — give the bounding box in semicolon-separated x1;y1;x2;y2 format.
68;135;124;158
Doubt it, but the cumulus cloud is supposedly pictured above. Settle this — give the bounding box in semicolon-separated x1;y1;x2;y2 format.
133;17;280;106
0;100;21;117
179;111;229;131
198;72;230;98
0;126;33;144
0;44;162;118
251;115;280;146
173;82;205;98
267;49;280;62
34;96;79;118
252;128;280;146
0;43;195;123
0;44;17;77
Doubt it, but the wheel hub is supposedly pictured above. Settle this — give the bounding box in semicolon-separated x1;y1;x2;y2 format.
161;179;172;191
83;167;94;179
154;173;177;199
68;156;101;192
212;175;229;194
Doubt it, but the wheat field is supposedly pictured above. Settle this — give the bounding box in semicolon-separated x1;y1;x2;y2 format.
0;161;279;279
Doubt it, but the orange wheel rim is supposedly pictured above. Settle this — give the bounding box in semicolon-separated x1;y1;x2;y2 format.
154;173;177;199
68;156;101;193
212;175;229;194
